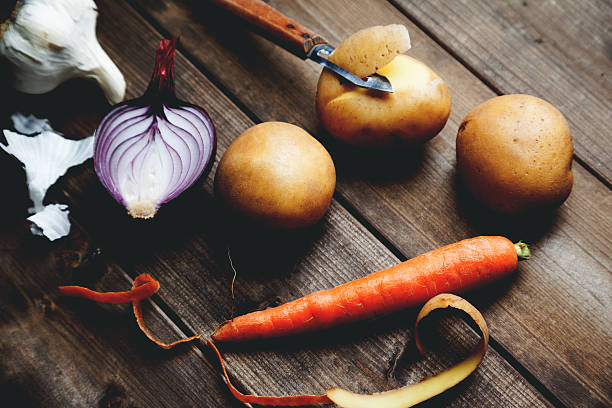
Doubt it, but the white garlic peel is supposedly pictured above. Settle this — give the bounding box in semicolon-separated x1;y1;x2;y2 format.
1;128;94;213
11;112;52;134
1;113;94;241
27;204;70;241
0;0;126;104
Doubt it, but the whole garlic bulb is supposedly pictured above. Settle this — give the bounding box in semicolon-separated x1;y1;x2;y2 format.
0;0;126;104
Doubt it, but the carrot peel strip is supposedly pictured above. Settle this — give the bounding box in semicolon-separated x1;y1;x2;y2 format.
326;293;489;408
60;277;489;406
207;338;332;406
133;299;202;349
58;274;159;304
59;273;200;349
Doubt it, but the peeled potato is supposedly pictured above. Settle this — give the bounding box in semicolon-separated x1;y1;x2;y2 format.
316;25;450;148
456;94;574;214
214;122;336;229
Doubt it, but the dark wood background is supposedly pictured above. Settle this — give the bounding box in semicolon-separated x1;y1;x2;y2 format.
0;0;610;407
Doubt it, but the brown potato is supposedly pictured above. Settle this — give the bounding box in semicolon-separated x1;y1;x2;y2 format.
456;94;574;214
214;122;336;229
316;25;450;148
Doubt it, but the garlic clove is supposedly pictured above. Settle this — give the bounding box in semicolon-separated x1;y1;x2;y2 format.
1;126;94;212
84;38;126;105
0;0;126;104
27;203;70;241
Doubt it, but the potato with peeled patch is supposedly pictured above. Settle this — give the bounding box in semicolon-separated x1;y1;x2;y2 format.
456;94;574;214
316;25;451;148
214;122;336;229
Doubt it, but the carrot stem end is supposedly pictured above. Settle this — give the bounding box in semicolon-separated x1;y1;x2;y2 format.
515;241;530;260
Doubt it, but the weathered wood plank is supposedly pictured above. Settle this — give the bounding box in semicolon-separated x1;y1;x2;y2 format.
129;0;612;406
0;0;556;406
392;0;612;184
0;224;240;408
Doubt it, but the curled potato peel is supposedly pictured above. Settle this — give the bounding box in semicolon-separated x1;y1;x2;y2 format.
209;293;489;407
327;294;488;408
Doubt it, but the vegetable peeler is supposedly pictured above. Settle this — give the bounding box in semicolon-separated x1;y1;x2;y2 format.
208;0;394;92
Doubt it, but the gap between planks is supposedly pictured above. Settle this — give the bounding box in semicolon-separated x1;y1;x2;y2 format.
91;236;258;404
386;0;612;192
123;1;570;406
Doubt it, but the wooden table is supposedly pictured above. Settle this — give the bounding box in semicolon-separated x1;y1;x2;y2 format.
1;1;610;407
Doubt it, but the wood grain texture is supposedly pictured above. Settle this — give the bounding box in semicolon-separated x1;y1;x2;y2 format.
129;0;612;406
0;224;241;408
0;0;556;406
392;0;612;185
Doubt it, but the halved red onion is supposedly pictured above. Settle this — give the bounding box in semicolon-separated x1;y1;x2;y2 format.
93;38;216;219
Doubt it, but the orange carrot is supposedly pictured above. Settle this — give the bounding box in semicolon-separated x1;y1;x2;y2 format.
213;236;529;342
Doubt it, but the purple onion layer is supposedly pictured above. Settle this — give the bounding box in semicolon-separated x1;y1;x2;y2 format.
94;102;215;218
93;38;216;219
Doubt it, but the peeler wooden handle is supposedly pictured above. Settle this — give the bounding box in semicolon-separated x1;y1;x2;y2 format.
209;0;327;58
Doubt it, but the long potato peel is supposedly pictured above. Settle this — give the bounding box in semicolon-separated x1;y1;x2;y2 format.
326;294;489;408
208;293;488;407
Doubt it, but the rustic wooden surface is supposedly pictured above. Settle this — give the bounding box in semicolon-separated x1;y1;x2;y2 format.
391;0;612;185
0;0;610;407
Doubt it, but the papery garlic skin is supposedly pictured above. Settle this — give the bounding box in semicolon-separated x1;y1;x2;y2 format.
27;203;70;241
0;0;126;104
11;112;52;135
1;128;94;213
1;113;93;241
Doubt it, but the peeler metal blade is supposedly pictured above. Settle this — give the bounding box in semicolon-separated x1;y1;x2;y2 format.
307;44;394;93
